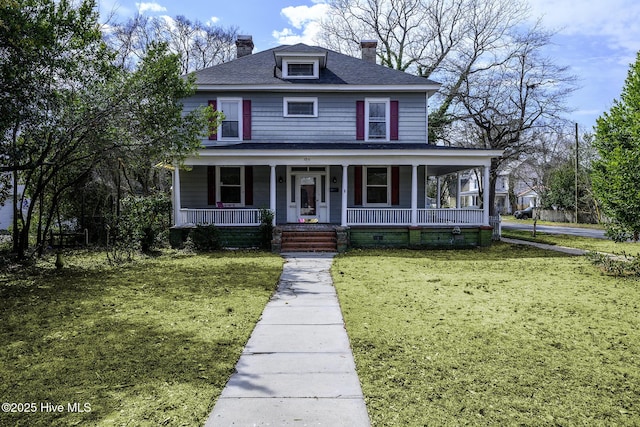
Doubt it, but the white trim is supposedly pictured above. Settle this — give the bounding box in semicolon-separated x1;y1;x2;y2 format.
283;97;318;117
173;163;181;226
197;84;440;93
286;166;330;223
341;164;348;227
217;97;243;141
363;165;391;207
269;165;276;226
216;166;245;207
187;149;502;169
282;58;319;79
365;98;390;142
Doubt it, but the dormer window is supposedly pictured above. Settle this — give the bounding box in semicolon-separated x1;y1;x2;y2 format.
282;59;319;79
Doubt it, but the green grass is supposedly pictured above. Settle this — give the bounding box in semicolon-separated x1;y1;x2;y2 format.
502;229;640;254
333;245;640;426
0;250;283;427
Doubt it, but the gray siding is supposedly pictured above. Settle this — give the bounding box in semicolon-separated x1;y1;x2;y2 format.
183;91;428;146
180;166;208;208
180;165;272;209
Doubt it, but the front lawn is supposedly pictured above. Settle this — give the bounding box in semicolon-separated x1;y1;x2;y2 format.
0;251;283;427
333;245;640;426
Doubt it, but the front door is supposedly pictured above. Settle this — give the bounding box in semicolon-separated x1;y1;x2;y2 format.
287;172;329;223
298;175;318;218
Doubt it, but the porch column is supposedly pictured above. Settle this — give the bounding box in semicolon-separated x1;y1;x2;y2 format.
269;164;277;226
341;164;348;226
483;166;490;225
424;166;428;208
456;173;462;209
411;164;418;226
173;162;181;226
436;177;442;209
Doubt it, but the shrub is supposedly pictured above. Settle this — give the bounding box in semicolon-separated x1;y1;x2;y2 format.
259;208;274;250
190;224;221;251
586;251;640;277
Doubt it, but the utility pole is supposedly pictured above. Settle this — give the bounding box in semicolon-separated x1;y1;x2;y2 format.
575;123;579;224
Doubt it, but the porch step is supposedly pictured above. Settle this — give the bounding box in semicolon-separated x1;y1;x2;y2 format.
280;230;338;252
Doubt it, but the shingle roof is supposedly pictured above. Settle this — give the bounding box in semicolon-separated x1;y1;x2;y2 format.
191;43;439;88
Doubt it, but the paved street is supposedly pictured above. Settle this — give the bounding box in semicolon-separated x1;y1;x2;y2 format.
502;221;607;239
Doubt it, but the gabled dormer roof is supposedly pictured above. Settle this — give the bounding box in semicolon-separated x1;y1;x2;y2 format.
273;43;328;68
191;43;440;93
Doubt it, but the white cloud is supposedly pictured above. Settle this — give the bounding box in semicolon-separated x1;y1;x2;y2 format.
273;3;330;45
136;2;167;14
527;0;640;53
207;16;220;25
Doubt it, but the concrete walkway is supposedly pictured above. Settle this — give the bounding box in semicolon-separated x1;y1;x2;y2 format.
501;237;589;255
205;253;370;427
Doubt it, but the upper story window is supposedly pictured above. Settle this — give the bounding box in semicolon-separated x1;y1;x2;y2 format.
284;97;318;117
218;98;242;140
365;98;390;141
282;59;319;79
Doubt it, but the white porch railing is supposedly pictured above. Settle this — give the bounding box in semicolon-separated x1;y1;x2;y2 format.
347;208;412;225
179;208;261;226
347;208;485;226
418;209;484;225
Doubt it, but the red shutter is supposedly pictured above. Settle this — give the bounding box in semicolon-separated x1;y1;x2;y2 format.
244;166;253;205
207;166;216;205
243;99;252;140
354;166;363;205
391;166;400;205
208;100;217;140
390;100;399;140
356;101;365;140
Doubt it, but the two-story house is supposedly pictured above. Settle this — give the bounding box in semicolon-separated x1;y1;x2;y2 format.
170;36;502;251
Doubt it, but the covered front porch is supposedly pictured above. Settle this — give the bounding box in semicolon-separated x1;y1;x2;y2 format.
176;206;487;227
170;143;501;249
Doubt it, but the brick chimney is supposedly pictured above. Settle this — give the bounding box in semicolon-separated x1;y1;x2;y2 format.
360;40;377;63
236;35;254;58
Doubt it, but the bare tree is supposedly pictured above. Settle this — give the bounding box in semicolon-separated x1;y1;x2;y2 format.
452;27;577;214
318;0;532;139
106;14;238;73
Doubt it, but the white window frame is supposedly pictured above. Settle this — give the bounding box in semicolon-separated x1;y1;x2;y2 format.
217;166;245;207
217;98;243;141
365;98;390;141
363;166;391;207
282;59;319;79
283;97;318;117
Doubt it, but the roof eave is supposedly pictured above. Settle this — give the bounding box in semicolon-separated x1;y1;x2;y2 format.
196;83;441;93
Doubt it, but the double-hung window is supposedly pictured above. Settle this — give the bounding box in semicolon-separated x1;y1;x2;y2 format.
284;97;318;117
365;98;390;141
218;98;242;140
365;166;390;205
218;166;244;206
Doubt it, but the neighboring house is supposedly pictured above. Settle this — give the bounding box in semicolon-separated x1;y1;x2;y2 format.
171;36;502;251
0;183;25;231
459;170;511;214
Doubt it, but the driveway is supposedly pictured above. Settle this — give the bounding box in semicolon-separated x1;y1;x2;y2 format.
502;221;607;239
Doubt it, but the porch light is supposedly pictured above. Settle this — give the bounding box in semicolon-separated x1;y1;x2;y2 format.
278;176;284;183
332;176;337;184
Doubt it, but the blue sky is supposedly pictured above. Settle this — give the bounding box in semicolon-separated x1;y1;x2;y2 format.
98;0;640;130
